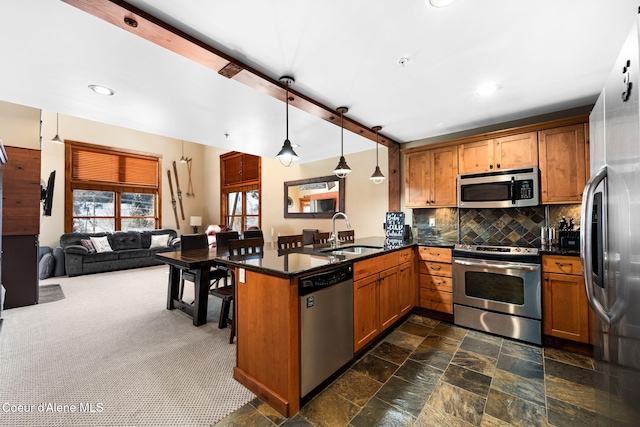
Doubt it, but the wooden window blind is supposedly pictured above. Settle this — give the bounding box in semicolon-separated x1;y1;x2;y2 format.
72;147;157;186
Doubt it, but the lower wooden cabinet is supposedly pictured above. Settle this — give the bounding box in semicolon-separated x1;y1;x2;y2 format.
353;248;416;352
542;255;591;344
398;260;415;316
418;247;453;314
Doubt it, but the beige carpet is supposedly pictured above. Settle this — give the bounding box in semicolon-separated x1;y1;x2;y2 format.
0;266;254;427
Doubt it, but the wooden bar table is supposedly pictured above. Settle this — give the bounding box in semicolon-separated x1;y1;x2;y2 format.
156;249;221;326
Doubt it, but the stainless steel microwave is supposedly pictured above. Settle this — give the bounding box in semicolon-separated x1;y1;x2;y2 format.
458;167;539;208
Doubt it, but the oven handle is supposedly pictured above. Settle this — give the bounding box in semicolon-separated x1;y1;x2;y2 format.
453;259;538;271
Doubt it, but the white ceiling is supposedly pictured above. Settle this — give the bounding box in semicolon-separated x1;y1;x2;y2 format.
0;0;638;163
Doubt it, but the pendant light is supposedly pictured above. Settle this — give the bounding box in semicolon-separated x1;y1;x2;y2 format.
51;113;63;144
276;76;299;167
333;107;352;178
370;126;385;184
179;140;188;163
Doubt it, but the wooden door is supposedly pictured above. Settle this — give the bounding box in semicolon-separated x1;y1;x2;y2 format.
354;275;379;352
378;267;399;332
538;124;588;203
458;139;494;174
430;146;458;207
543;272;590;343
495;132;538;170
405;151;429;208
398;261;414;316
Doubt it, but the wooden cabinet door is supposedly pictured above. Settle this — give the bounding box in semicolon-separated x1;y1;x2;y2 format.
354;275;379;352
398;261;415;316
379;267;399;332
495;132;538;170
538;124;587;204
458;139;494;174
405;151;429;208
543;272;590;343
430;146;458;207
2;147;41;235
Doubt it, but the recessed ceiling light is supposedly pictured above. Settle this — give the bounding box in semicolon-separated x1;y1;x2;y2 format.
88;84;116;96
476;84;500;96
429;0;458;7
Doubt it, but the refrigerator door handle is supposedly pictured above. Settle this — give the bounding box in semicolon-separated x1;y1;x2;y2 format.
580;165;612;327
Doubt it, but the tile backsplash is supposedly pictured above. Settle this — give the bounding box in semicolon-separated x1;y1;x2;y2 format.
459;206;545;247
413;204;579;247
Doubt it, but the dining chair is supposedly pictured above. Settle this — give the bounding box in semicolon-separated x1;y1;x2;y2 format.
212;236;264;344
178;234;228;300
338;230;355;242
302;229;319;245
228;237;264;256
277;234;304;250
313;232;331;244
215;231;240;250
243;229;264;240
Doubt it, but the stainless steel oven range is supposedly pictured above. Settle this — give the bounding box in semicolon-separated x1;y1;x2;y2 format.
452;244;542;345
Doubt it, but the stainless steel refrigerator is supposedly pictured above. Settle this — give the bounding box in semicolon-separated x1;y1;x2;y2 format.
582;12;640;426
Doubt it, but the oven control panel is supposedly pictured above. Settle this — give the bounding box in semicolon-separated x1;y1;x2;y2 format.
454;244;539;256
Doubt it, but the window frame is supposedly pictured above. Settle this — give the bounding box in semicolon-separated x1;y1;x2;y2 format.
65;140;162;233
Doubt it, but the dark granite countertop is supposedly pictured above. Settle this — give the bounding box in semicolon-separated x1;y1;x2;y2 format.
415;238;458;248
215;236;416;278
539;246;581;257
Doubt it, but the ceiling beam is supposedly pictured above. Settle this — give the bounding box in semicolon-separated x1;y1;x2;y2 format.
60;0;400;149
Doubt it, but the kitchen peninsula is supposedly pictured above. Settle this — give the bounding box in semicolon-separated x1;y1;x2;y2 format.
215;236;419;417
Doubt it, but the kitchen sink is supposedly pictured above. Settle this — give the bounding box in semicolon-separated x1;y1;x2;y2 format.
320;245;383;255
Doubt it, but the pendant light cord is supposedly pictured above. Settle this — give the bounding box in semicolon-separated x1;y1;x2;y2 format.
285;82;289;140
340;110;344;155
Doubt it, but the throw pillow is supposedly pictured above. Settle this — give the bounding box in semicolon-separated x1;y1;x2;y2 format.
80;239;96;253
90;236;112;253
39;253;55;280
150;234;171;249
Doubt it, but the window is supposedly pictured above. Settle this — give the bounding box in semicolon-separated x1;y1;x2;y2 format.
65;141;161;232
220;152;261;233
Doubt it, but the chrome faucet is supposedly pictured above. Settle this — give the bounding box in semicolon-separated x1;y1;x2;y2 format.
330;212;351;246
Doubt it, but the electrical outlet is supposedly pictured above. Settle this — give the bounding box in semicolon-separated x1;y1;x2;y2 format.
239;268;245;283
429;217;435;226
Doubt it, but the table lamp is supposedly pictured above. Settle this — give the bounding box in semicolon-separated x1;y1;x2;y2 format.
190;216;202;234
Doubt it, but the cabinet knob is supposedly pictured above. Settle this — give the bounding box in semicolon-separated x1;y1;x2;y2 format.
489;164;493;169
496;163;501;169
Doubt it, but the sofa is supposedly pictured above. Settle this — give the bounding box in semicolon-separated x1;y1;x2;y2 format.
60;229;179;277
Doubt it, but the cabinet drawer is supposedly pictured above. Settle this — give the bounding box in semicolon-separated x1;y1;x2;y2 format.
420;289;453;314
420;275;452;292
419;261;452;277
397;248;414;264
354;252;397;280
418;247;452;263
543;255;582;275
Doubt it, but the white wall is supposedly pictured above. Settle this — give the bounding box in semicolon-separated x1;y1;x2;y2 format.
39;110;208;248
0;101;39;149
2;100;390;248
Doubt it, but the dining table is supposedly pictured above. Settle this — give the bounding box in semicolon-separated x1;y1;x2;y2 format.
156;248;222;326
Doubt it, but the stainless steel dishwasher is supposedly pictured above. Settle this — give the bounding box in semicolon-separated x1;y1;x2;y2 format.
299;264;354;397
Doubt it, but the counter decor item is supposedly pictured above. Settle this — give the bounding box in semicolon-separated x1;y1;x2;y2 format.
384;212;404;239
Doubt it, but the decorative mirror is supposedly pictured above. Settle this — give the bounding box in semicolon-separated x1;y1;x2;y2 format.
284;175;345;218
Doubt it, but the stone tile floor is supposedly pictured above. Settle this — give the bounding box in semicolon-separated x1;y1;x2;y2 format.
215;314;597;426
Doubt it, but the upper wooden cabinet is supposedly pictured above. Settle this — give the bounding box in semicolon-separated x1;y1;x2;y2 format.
458;132;538;174
405;146;457;208
538;124;588;204
2;146;41;235
220;151;260;188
